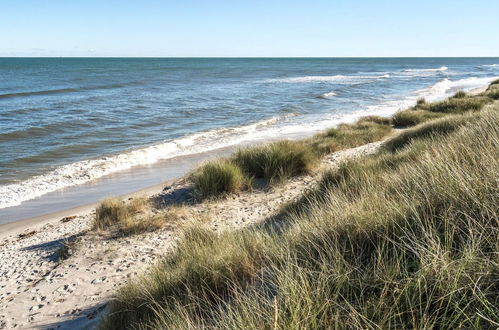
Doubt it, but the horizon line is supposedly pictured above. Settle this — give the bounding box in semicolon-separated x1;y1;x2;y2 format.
1;56;499;59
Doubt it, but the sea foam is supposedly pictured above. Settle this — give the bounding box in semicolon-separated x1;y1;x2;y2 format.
0;115;292;209
266;73;390;84
1;75;497;209
318;91;337;99
403;66;448;72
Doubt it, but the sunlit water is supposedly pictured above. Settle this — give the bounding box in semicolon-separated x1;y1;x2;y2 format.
0;57;498;220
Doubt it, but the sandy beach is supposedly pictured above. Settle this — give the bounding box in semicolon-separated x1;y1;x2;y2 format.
0;139;384;329
2;2;498;327
1;83;496;329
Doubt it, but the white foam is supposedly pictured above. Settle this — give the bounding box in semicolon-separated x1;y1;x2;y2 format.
359;75;499;118
403;66;448;72
0;115;292;209
1;75;497;209
319;91;337;99
482;64;498;67
266;73;389;84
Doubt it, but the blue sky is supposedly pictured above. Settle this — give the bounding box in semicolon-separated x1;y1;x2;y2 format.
1;0;498;57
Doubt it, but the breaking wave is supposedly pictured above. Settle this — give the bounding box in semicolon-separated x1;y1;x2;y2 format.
1;75;497;209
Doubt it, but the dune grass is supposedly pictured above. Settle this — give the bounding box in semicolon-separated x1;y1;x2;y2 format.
93;197;133;230
452;90;467;98
384;114;470;151
392;109;446;127
191;159;251;199
428;95;490;113
485;84;499;100
101;83;499;329
190;116;392;196
92;196;164;234
392;88;495;127
101;89;499;329
324;117;393;145
233;140;318;184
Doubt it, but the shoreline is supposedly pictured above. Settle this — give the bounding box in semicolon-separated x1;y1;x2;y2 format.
0;182;166;241
0;80;496;329
0;83;491;238
0;139;385;329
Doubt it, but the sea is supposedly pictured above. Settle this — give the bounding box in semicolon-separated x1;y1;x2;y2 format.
1;57;498;223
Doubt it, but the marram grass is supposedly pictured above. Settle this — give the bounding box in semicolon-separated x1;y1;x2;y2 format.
191;159;251;199
100;84;499;329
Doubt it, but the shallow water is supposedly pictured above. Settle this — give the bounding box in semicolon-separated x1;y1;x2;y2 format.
0;57;498;222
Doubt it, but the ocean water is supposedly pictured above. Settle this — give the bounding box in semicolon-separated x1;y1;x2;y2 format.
1;58;498;217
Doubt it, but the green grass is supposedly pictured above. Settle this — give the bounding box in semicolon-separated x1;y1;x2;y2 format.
392;109;446;127
308;117;393;155
452;90;467;98
324;119;392;146
191;159;250;199
384;114;470;151
190;116;392;195
102;105;499;329
233;140;318;184
93;197;132;230
101;83;499;329
428;96;490;113
485;87;499;100
416;97;427;106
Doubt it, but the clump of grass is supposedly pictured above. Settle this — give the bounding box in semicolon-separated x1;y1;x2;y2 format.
102;107;499;329
356;115;391;125
416;97;427;106
485;87;499;100
191;160;250;199
191;116;392;196
93;197;131;230
101;226;269;329
92;196;152;233
324;119;392;144
233;140;318;184
309;117;392;155
428;96;490;113
392;109;446;127
453;90;467;98
385;114;470;151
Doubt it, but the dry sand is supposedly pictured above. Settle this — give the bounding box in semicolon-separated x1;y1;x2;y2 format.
0;141;382;329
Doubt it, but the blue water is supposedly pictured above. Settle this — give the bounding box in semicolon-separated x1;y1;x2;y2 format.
1;57;498;210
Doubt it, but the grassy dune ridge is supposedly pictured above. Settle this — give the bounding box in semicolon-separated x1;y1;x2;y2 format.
191;117;393;199
100;86;499;329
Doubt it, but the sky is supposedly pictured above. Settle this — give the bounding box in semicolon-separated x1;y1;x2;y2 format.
1;0;498;57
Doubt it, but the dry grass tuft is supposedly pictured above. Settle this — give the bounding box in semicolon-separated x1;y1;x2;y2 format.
191;160;251;199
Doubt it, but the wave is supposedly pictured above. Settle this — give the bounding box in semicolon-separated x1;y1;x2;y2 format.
318;91;337;99
265;73;390;84
403;66;448;73
0;115;296;209
359;76;499;119
477;64;499;71
0;82;138;100
1;75;497;209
